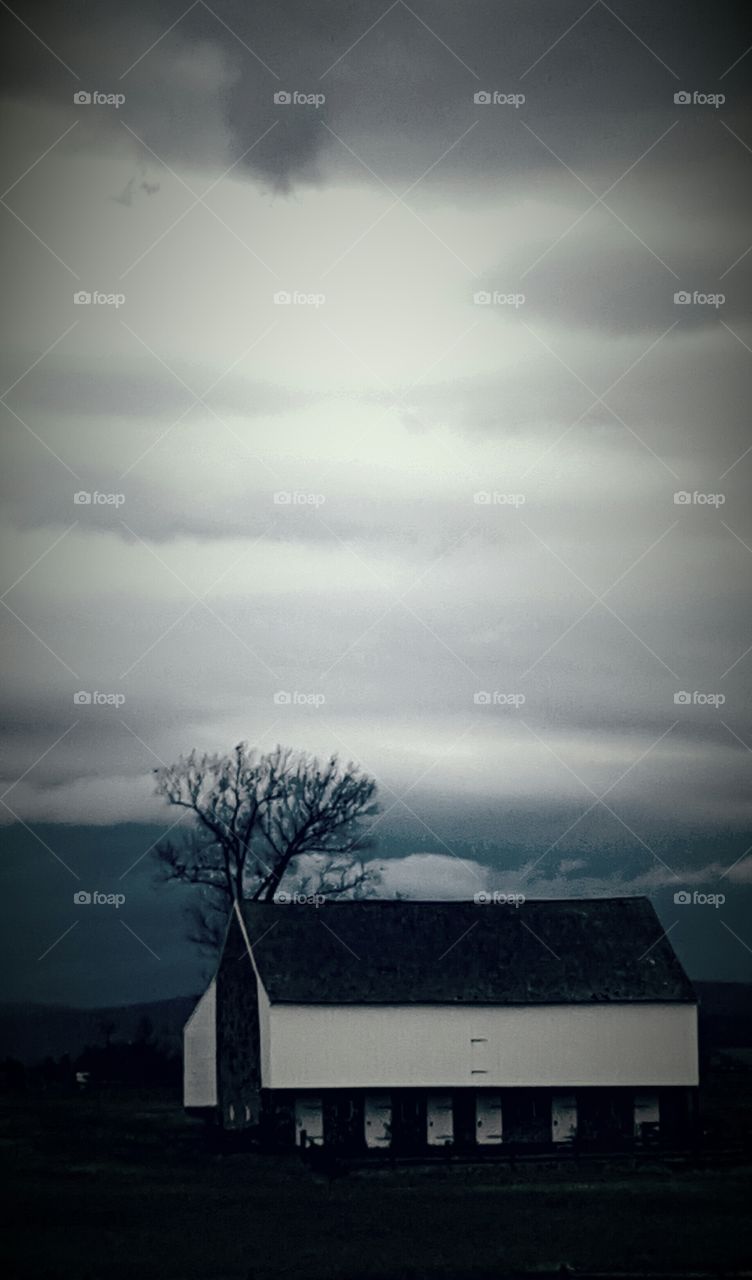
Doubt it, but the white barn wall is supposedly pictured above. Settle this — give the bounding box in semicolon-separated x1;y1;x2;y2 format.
257;975;271;1084
183;980;217;1108
264;1002;698;1090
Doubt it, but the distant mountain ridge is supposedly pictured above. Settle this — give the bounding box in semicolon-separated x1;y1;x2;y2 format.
0;995;198;1064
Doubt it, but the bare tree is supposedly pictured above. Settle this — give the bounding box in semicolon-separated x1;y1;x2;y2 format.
153;742;379;950
294;852;381;900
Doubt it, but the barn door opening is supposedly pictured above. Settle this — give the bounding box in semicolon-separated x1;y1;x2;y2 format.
426;1093;454;1146
364;1093;392;1149
634;1093;660;1144
552;1093;578;1144
475;1092;503;1145
294;1096;324;1147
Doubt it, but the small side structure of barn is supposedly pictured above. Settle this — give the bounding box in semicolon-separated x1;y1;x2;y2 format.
183;978;217;1112
183;896;699;1152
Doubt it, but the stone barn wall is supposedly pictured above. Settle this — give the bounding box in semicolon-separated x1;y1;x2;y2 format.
216;910;262;1129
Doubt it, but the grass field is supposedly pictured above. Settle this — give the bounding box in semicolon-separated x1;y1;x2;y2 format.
2;1083;751;1280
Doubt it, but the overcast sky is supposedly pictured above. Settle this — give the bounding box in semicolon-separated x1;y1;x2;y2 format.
1;0;751;1006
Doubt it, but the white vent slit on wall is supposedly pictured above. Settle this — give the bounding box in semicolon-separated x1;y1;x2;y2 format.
470;1036;490;1076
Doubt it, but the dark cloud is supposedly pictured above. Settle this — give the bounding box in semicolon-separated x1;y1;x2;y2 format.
3;1;752;189
512;236;752;335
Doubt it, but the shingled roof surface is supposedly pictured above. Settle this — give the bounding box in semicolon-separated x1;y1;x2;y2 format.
238;897;695;1006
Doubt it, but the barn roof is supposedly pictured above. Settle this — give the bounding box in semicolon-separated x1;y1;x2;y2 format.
237;896;695;1006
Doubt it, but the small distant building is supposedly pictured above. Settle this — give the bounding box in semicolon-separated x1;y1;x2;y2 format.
183;896;699;1152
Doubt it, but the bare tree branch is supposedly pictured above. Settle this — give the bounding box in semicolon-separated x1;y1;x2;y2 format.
153;742;379;950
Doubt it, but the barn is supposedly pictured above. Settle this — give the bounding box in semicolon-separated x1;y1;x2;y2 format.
183;896;699;1152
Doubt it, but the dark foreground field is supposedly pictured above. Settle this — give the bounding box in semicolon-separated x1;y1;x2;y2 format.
1;1080;751;1280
